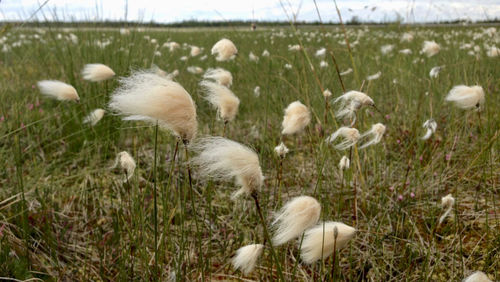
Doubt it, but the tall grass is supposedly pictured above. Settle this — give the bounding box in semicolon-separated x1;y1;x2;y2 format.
0;22;499;281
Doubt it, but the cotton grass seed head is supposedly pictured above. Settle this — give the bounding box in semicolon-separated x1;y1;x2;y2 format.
191;137;264;199
339;156;350;170
231;244;264;275
83;108;105;126
326;127;360;150
439;194;455;224
199;80;240;123
37;80;79;101
445;85;485;111
300;221;356;264
360;123;386;149
211;38;238;61
82;63;115;82
108;70;198;143
281;101;311;135
463;271;492;282
422;40;441;57
333;91;374;120
422;119;437;140
274;142;289;158
203;68;233;87
112;151;136;181
272;196;321;246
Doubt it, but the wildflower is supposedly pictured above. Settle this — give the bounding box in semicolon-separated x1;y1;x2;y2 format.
82;64;115;82
187;66;203;74
360;123;386;149
339;156;350;170
319;60;328;68
199;80;240;123
272;196;321;246
421;119;437;140
421;40;440;57
366;71;381;81
274;142;289;158
429;66;442;78
401;32;414;42
112;151;136;181
211;38;238;61
281;101;311;135
399;49;412;55
232;244;264;275
380;44;394;55
300;222;356;264
288;44;301;51
37;80;79;101
439;194;455;224
203;68;233;87
463;271;492;282
445;85;485;111
249;52;259;62
326;127;360;150
254;86;261;97
108;70;197;143
323;89;332;98
191;137;264;199
262;49;270;57
190;46;201;57
315;48;326;57
83;109;105;126
486;46;499;57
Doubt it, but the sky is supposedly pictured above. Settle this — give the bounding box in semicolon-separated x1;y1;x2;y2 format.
1;0;499;23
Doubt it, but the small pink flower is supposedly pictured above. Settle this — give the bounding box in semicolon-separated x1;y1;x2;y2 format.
389;186;394;191
397;139;401;144
32;85;36;89
385;115;390;120
445;154;451;161
27;103;34;111
397;195;403;201
39;109;43;113
419;156;423;161
35;99;40;107
406;181;410;186
0;116;4;122
410;192;415;198
20;123;25;129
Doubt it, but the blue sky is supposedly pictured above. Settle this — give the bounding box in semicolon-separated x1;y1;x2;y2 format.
1;0;499;23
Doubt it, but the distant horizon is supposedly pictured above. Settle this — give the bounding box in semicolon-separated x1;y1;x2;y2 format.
1;0;500;24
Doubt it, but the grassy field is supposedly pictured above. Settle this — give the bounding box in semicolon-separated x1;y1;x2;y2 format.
0;23;499;281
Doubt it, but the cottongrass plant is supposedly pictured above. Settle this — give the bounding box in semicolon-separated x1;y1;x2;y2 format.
232;244;264;275
422;40;441;57
81;63;115;82
359;123;386;149
463;271;492;282
191;137;263;199
108;69;198;273
83;108;105;126
333;91;374;124
191;137;284;279
445;85;485;111
37;80;80;101
281;101;311;135
211;38;238;61
271;196;321;246
112;151;136;182
199;80;240;135
326;127;360;150
203;68;233;87
421;119;437;140
438;194;455;225
300;222;356;264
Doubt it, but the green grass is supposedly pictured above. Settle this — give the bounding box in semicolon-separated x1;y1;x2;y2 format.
0;23;499;281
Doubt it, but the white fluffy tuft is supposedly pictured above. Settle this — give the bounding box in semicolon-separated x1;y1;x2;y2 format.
190;137;263;199
112;151;136;182
300;221;356;264
271;196;321;246
326;127;360;150
360;123;386;149
203;68;233;87
83;108;105;126
463;271;492;282
199;80;240;122
445;85;485;111
37;80;79;101
422;40;441;57
281;101;311;135
82;64;115;82
108;70;197;142
232;244;264;275
211;38;238;61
